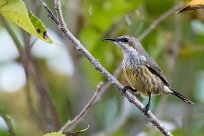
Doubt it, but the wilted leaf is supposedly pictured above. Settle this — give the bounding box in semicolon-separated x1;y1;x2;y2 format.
63;125;89;136
44;132;65;136
28;11;52;43
0;0;53;43
63;132;79;136
175;0;204;13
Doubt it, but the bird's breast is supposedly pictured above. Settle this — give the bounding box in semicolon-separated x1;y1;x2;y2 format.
122;63;163;96
122;54;146;67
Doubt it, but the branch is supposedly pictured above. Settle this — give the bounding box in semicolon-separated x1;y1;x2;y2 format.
60;82;104;131
0;108;16;136
39;0;59;25
40;0;173;135
137;4;183;42
61;66;122;132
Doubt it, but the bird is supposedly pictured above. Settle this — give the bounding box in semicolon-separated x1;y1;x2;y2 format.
103;35;194;112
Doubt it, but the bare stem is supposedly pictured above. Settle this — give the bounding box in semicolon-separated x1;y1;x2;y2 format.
61;65;122;132
60;82;104;131
39;0;59;25
137;4;183;42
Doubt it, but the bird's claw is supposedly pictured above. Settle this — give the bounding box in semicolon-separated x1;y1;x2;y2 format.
121;87;128;95
143;103;150;113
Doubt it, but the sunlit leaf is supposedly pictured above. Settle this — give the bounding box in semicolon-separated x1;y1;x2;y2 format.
0;0;53;43
175;0;204;13
28;11;53;43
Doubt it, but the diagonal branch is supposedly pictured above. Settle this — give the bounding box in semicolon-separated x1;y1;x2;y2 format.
60;66;122;132
40;0;173;135
137;3;183;42
39;0;59;25
60;82;104;131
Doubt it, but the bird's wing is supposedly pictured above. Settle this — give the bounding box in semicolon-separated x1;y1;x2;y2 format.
145;57;169;86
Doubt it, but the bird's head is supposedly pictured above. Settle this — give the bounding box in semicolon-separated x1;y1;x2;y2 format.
103;35;144;54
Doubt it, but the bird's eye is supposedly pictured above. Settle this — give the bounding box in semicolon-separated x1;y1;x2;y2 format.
121;38;129;43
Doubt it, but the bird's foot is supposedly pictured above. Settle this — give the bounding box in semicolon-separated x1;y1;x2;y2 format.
143;93;151;113
121;86;136;95
143;103;150;113
121;86;128;96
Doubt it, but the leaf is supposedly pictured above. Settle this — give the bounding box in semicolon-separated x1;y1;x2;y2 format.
44;132;65;136
175;0;204;13
0;0;53;43
63;125;89;136
28;11;52;43
63;132;79;136
44;126;89;136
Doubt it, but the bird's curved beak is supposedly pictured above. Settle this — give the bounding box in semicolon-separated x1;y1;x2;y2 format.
103;37;119;42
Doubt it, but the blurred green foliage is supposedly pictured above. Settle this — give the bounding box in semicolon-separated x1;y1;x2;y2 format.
0;0;204;136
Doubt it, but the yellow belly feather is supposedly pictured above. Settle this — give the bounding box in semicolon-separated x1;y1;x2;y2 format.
123;66;163;96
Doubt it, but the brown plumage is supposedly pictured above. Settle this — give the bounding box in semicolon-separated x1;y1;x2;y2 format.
104;35;194;112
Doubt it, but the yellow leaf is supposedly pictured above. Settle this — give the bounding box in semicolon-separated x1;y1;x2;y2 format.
175;0;204;13
0;0;53;43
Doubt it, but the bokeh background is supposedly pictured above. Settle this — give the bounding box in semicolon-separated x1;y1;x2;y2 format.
0;0;204;136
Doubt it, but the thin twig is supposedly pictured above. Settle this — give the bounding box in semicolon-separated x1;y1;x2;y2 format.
137;4;183;42
0;108;16;136
61;66;122;132
39;0;59;25
39;0;173;135
60;82;104;131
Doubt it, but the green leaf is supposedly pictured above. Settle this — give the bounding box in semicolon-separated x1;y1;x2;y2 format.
28;11;52;43
0;0;53;43
43;126;89;136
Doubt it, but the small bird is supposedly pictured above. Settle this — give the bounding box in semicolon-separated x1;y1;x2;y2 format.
104;35;194;112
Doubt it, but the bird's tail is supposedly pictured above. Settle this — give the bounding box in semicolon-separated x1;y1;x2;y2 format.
170;88;194;104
